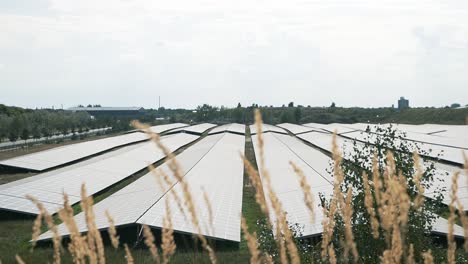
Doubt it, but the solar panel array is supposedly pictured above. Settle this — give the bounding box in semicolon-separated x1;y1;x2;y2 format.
0;132;149;171
208;123;245;135
276;123;317;135
297;128;468;210
0;133;199;215
169;123;218;135
252;132;333;237
249;124;287;135
252;130;465;238
7;121;464;243
39;130;245;242
148;123;189;134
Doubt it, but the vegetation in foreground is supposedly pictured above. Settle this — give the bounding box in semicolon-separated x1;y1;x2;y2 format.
1;110;468;263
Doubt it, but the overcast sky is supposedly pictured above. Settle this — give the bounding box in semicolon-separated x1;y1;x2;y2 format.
1;0;467;109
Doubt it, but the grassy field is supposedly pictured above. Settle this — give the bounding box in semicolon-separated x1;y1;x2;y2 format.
0;127;262;263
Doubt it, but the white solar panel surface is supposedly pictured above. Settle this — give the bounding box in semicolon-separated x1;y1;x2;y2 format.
252;133;334;237
342;130;466;165
39;134;224;239
148;123;189;134
0;133;199;215
39;132;245;242
276;123;317;135
299;130;468;211
249;124;287;135
302;123;358;134
257;132;464;238
138;133;245;241
0;132;149;171
208;123;245;135
170;123;217;134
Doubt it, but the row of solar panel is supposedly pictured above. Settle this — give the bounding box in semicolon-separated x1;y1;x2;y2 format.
1;122;466;242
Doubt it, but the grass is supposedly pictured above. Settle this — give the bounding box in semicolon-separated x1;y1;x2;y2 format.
239;127;266;252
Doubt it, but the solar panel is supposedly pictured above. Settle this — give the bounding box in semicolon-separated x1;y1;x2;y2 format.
302;123;358;134
0;133;199;215
148;123;189;134
169;123;218;135
341;130;466;165
208;123;245;135
0;132;149;171
137;133;245;242
249;124;287;135
252;133;333;237
259;131;465;237
276;123;317;135
38;132;245;242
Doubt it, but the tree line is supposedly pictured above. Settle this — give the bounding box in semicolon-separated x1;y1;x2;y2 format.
0;105;123;143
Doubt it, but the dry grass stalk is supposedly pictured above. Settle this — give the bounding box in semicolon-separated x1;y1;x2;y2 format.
105;210;119;249
26;195;61;264
253;110;300;264
241;216;260;264
151;166;187;220
407;243;415;264
162;199;176;264
412;153;425;210
80;184;105;264
241;155;269;217
321;133;344;261
290;161;315;223
15;255;25;264
343;186;359;263
362;172;379;238
447;172;460;264
58;193;88;263
328;244;337;264
31;212;42;249
276;221;288;264
124;244;134;264
422;250;434;264
142;225;160;263
133;120;217;263
202;187;214;235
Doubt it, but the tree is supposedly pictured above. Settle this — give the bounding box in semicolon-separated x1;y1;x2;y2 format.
280;110;295;123
330;102;336;108
237;102;242;108
288;102;294;107
20;128;29;143
294;108;302;124
320;125;445;263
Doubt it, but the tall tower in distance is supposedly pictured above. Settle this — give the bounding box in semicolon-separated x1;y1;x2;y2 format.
398;97;409;109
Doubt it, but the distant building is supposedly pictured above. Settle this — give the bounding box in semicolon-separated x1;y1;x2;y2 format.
398;97;409;109
67;106;145;116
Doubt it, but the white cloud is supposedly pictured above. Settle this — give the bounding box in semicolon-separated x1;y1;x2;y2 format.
1;0;468;108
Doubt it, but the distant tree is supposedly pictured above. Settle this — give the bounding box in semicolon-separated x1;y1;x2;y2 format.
20;128;29;143
280;110;295;123
294;108;302;124
331;102;336;108
8;117;22;142
288;102;294;107
32;126;41;140
450;103;461;108
87;104;92;107
237;102;242;108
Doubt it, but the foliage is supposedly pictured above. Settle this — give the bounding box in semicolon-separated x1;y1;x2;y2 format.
320;125;447;263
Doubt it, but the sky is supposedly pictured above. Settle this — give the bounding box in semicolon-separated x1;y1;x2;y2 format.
1;0;468;109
